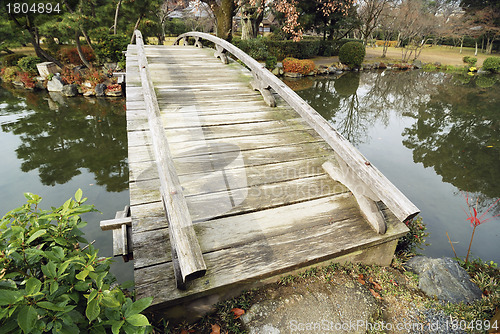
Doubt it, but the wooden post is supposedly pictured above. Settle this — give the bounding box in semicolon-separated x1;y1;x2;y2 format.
194;37;203;48
251;72;276;107
214;45;229;64
134;30;207;288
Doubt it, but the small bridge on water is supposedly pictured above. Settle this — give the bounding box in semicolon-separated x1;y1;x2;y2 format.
101;31;419;317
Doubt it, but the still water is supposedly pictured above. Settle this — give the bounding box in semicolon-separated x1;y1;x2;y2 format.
0;84;133;282
287;70;500;264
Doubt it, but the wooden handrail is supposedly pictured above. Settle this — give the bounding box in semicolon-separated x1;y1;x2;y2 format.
134;30;206;288
174;32;419;227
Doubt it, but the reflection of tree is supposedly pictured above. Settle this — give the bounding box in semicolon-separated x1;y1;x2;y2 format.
402;76;500;201
1;86;128;192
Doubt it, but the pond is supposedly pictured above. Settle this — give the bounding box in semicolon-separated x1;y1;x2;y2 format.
286;70;500;264
0;84;133;282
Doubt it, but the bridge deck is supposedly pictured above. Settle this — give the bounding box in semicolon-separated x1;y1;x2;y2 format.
125;45;408;313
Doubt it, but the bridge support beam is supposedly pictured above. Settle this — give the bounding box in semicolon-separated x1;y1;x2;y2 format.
251;72;276;107
194;37;203;48
214;45;229;64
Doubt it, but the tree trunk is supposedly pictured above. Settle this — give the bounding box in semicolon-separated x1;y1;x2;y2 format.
62;0;94;52
114;0;122;35
75;31;92;69
29;30;64;68
475;41;478;56
130;16;143;44
212;0;235;42
460;37;463;54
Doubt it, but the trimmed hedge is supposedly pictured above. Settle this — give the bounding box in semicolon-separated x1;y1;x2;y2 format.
339;41;365;68
17;56;42;74
1;53;27;67
233;38;363;61
482;57;500;73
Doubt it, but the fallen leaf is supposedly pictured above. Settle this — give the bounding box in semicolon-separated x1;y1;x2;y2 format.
368;277;382;290
180;330;189;334
357;274;365;285
369;288;382;300
210;324;221;334
231;308;245;319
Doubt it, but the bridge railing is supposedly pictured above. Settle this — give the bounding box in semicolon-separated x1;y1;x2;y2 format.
174;32;419;234
134;30;207;289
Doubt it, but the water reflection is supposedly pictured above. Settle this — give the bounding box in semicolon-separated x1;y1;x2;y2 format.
0;86;128;192
289;71;500;261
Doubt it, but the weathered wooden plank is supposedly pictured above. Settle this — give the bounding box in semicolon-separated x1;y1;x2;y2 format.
100;217;132;231
132;157;328;197
133;192;359;268
127;118;310;145
135;30;206;284
129;174;348;222
134;206;407;306
128;141;334;170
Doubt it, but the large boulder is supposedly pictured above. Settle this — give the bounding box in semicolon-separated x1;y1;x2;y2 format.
47;74;64;92
62;84;79;97
405;256;483;304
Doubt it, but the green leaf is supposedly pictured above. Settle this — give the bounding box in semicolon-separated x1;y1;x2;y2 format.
88;289;98;303
50;281;60;295
101;295;121;308
0;290;23;306
74;281;91;292
52;246;65;260
75;189;83;202
25;277;42;295
0;279;17;290
42;262;57;278
124;297;153;318
125;314;150;327
17;305;37;333
26;229;46;244
76;269;89;281
86;299;100;322
111;320;125;334
36;301;66;312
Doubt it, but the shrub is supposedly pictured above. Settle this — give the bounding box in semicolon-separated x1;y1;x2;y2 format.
462;56;477;67
1;66;20;82
91;31;129;63
233;38;269;60
482;56;500;73
2;53;28;67
282;57;315;75
339;41;365;68
17;56;42;74
265;56;277;70
0;190;153;333
60;67;84;85
265;39;320;60
18;71;36;89
475;75;497;88
58;46;96;65
396;216;429;256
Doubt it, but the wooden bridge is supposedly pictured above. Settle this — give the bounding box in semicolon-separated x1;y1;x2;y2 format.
101;31;419;318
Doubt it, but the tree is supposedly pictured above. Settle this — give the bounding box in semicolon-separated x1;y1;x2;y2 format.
200;0;237;41
461;0;500;54
240;0;265;40
357;0;389;45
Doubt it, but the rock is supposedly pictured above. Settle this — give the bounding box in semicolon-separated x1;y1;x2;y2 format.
83;89;95;97
279;68;284;75
413;60;423;69
405;256;483;304
95;83;107;97
378;62;387;69
47;75;65;92
434;62;441;67
62;84;79;97
283;72;302;78
373;62;379;69
12;81;24;87
104;63;118;72
241;280;378;334
36;62;58;79
105;90;122;97
271;67;280;76
327;66;336;73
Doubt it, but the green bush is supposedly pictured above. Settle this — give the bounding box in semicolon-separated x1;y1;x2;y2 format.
338;41;365;68
264;39;320;60
0;66;20;82
265;56;277;70
233;38;269;60
0;190;153;334
17;56;42;74
482;56;500;73
462;56;477;67
91;30;129;63
2;53;28;67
